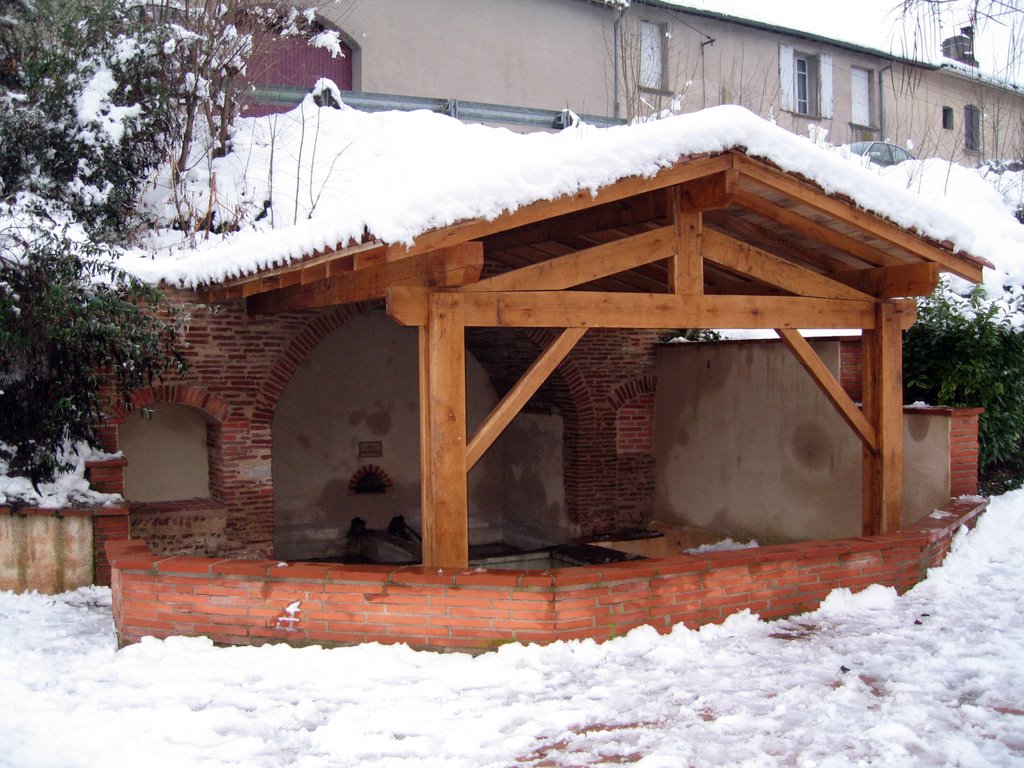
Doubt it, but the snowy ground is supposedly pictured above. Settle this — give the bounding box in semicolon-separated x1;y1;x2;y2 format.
2;494;1023;767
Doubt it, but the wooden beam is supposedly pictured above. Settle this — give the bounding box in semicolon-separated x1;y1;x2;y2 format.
247;242;484;314
703;229;874;301
830;262;940;299
482;191;667;251
670;188;703;294
463;226;676;293
202;239;385;303
732;189;897;269
422;292;469;569
734;154;984;283
776;329;877;451
384;153;736;261
861;302;905;535
467;328;587;469
705;211;857;274
389;287;881;330
677;170;739;212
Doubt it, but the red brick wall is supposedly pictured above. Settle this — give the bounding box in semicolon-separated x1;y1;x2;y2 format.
108;291;664;555
93;505;130;586
950;408;983;496
107;497;986;652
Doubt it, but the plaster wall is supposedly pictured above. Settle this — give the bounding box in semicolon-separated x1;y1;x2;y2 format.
322;0;613;118
120;402;211;502
654;340;953;543
319;0;1023;162
271;311;568;559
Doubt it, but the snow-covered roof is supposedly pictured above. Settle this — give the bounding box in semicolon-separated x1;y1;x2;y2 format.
124;100;1022;300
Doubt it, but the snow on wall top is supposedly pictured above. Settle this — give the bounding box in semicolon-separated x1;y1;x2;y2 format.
123;100;1022;296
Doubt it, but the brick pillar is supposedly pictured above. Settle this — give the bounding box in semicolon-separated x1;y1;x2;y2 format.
93;505;130;586
85;458;127;496
950;407;983;496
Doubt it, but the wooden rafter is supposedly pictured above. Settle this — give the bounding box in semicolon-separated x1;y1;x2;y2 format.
703;229;873;301
731;189;898;269
246;242;484;314
733;154;985;282
464;226;676;293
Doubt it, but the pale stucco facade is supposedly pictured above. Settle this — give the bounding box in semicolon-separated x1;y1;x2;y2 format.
654;340;956;544
316;0;1024;164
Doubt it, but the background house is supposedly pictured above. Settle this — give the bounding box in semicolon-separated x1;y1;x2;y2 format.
246;0;1024;165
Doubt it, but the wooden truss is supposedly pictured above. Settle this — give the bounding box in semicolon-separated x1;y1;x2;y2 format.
211;150;986;568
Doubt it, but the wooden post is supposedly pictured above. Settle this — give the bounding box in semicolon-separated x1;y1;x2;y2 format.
670;187;703;294
417;326;434;565
420;292;469;569
862;301;904;535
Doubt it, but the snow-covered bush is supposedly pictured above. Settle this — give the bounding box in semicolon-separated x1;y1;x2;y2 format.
904;284;1024;474
0;228;187;485
0;0;173;240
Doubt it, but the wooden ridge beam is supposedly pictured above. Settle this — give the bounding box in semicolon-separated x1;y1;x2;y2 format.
466;328;587;469
677;169;739;213
776;328;877;451
247;242;484;314
388;287;888;330
733;154;984;283
830;262;940;299
703;229;873;301
463;226;676;293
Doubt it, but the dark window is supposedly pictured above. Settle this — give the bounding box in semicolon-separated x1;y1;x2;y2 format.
942;106;954;130
965;104;981;151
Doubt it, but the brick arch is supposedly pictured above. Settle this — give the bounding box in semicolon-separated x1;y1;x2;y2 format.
108;383;231;424
251;303;375;429
607;375;657;411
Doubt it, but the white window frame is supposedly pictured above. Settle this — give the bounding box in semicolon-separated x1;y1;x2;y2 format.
780;45;832;118
851;67;872;126
639;20;666;91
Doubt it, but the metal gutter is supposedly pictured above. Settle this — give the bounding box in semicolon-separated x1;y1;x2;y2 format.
251;87;627;129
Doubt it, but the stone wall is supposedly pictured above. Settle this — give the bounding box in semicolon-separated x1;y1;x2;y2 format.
0;504;129;592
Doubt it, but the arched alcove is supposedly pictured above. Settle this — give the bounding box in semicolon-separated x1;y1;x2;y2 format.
272;310;571;561
120;402;214;502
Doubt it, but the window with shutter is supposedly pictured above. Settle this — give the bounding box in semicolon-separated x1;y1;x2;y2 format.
851;67;871;126
640;21;665;91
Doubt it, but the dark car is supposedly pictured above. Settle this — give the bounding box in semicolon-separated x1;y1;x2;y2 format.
847;141;915;167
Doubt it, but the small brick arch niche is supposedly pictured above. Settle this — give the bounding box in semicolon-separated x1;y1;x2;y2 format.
348;465;394;495
109;384;230;504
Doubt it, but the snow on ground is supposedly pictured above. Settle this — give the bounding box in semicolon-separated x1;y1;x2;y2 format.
2;493;1023;768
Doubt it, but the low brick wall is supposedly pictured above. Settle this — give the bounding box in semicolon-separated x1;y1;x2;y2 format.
1;504;129;592
108;497;987;652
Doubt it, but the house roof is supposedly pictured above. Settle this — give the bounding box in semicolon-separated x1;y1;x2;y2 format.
123;102;1003;303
